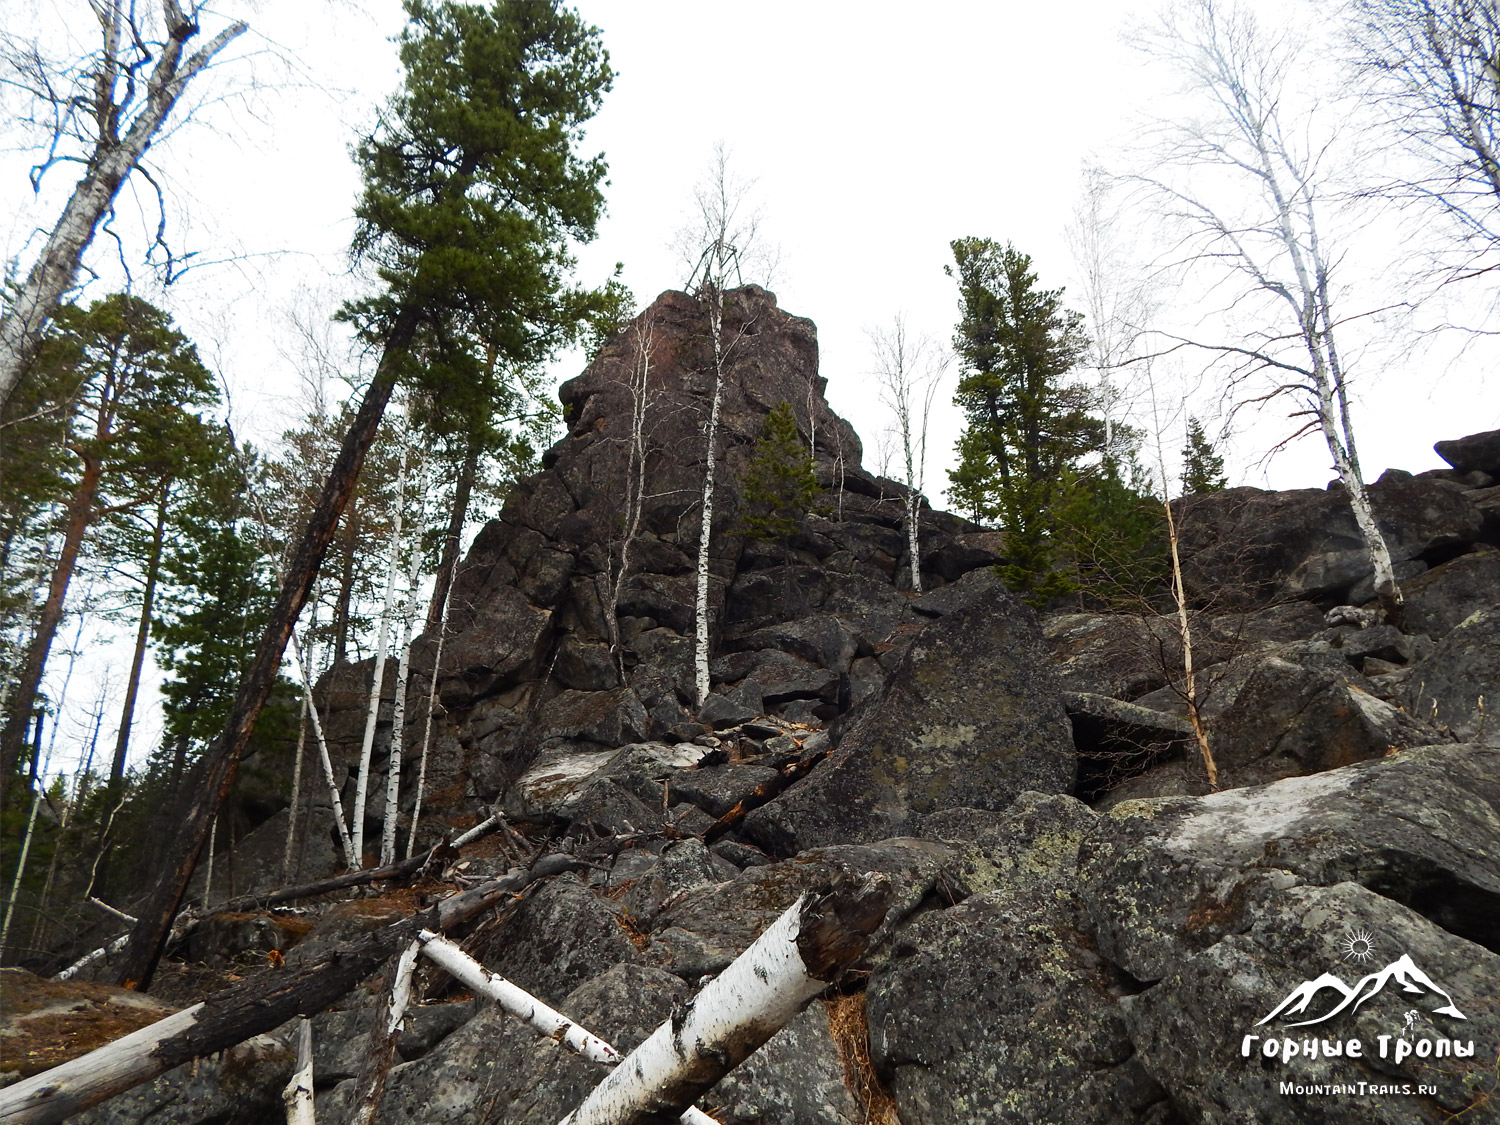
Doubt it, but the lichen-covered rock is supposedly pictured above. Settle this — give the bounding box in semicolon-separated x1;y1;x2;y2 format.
743;584;1075;852
1207;651;1436;786
869;793;1160;1124
1079;743;1500;981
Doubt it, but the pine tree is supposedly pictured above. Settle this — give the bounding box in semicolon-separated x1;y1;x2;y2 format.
0;294;218;785
737;403;819;545
1180;417;1229;495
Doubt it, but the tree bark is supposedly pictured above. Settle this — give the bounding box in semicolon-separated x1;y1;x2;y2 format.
693;286;726;709
3;852;582;1125
353;447;407;865
1;458;102;787
560;877;890;1125
425;434;478;633
0;5;246;411
280;1019;314;1125
348;940;419;1125
112;309;419;991
109;496;168;787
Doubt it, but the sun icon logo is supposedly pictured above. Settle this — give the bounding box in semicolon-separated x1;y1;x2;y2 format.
1340;928;1378;963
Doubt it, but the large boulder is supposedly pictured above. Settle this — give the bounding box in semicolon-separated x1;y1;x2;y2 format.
1208;650;1437;786
743;583;1075;853
1175;478;1483;608
1402;605;1500;741
1399;549;1500;639
869;795;1162;1125
1435;428;1500;478
1079;743;1500;1122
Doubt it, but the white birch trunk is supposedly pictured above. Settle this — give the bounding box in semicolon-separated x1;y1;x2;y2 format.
55;933;131;982
281;693;309;885
0;780;44;955
414;932;718;1124
1164;495;1218;790
281;1018;315;1125
560;882;888;1125
353;449;408;864
405;584;449;858
0;5;246;410
285;630;356;870
379;629;414;867
693;287;726;708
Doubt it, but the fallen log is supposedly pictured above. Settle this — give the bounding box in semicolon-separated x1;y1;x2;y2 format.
196;812;506;918
414;932;720;1125
0;852;582;1125
559;874;891;1125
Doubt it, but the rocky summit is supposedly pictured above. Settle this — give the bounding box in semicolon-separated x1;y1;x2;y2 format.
11;289;1499;1125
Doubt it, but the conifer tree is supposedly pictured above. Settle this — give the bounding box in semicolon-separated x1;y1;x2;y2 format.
737;402;818;545
116;0;615;988
946;238;1103;605
1180;416;1229;494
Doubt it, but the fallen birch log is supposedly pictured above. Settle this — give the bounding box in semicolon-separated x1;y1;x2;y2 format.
0;852;582;1125
560;875;891;1125
348;939;420;1125
281;1018;314;1125
415;932;719;1125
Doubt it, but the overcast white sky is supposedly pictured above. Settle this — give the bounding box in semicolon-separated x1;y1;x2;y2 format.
5;0;1496;776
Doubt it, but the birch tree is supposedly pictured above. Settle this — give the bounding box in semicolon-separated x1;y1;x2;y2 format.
0;0;247;410
1134;0;1406;621
680;145;769;707
870;316;946;594
1346;0;1500;279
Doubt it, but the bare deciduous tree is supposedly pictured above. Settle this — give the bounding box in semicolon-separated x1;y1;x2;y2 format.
1346;0;1500;281
0;0;247;409
1133;0;1406;621
869;316;945;593
678;144;768;707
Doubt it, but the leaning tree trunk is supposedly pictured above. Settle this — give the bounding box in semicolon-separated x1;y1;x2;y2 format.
425;434;478;633
111;308;419;991
0;6;246;411
109;496;168;788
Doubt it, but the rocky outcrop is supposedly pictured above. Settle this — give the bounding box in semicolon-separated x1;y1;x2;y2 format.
741;581;1075;853
33;292;1500;1125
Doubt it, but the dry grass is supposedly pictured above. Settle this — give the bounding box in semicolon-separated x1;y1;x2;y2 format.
0;968;177;1078
825;990;900;1125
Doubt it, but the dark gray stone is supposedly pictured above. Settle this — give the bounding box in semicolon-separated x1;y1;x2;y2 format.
1400;549;1500;639
743;584;1075;852
468;874;642;1006
1208;651;1436;786
1402;604;1500;741
1435;428;1500;477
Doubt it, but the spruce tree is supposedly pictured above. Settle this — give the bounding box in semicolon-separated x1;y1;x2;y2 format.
1181;417;1229;494
737;402;818;545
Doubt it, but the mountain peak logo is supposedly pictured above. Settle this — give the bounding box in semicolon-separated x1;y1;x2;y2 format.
1258;953;1467;1028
